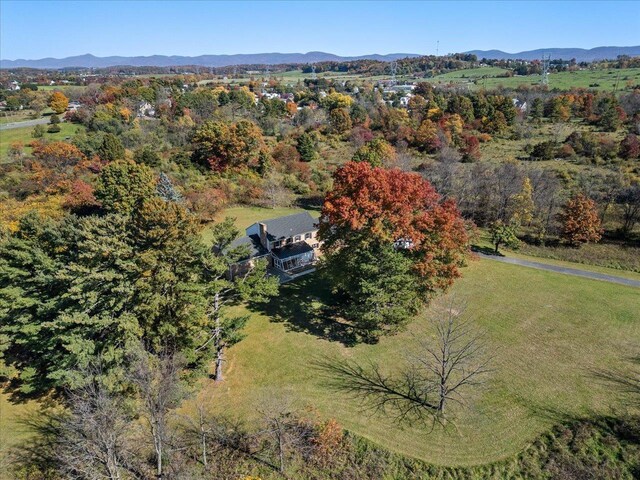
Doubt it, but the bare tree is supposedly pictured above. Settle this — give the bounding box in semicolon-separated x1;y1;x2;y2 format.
128;351;185;480
317;297;490;425
256;396;313;474
55;377;135;480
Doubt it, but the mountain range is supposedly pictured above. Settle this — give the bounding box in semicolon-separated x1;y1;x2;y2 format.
466;46;640;62
1;46;638;69
0;52;420;69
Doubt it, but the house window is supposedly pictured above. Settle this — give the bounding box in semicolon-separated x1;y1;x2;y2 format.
294;235;301;242
286;237;293;244
312;243;319;249
305;232;312;240
273;241;281;248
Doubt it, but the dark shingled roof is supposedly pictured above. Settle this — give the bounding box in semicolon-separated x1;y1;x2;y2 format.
260;212;317;242
271;241;314;260
228;234;268;261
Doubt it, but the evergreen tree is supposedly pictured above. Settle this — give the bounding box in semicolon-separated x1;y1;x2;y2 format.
325;240;419;340
98;133;125;162
156;172;183;203
296;132;319;162
94;160;156;214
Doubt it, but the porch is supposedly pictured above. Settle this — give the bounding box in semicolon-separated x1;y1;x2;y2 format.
271;242;316;273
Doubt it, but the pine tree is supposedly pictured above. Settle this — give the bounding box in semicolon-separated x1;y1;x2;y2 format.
156;172;183;203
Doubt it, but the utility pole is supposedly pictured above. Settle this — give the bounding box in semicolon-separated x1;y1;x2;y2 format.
541;54;550;86
390;61;398;86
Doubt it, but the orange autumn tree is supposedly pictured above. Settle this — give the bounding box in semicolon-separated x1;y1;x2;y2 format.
30;141;87;192
319;162;469;339
48;91;69;114
559;193;603;247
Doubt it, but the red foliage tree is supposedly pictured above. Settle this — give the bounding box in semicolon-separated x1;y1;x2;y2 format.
620;134;640;160
319;161;469;293
559;193;603;247
63;179;101;213
461;134;481;162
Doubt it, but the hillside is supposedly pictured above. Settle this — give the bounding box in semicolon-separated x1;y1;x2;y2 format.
466;46;640;62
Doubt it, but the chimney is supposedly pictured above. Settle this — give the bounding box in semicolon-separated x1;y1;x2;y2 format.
258;223;268;249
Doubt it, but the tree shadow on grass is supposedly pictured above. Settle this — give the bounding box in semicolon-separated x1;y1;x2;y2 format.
470;244;504;256
246;272;359;347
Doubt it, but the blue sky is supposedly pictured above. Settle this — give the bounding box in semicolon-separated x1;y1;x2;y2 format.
1;1;639;59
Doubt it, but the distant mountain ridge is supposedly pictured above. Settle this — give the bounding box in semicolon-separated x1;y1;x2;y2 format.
465;46;640;62
0;51;421;69
2;47;638;69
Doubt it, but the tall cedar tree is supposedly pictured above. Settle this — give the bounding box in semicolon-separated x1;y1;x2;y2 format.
319;162;468;338
559;193;603;247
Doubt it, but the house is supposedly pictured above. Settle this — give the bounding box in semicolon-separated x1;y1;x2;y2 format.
512;98;528;113
9;81;20;91
227;212;320;278
137;101;155;117
67;101;82;112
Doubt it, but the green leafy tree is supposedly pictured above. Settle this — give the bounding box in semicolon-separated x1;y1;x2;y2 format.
31;124;45;138
98;133;125;162
324;240;419;340
489;220;520;254
596;97;621;132
201;217;279;380
530;98;544;122
94;159;156;215
134;146;161;167
296;132;318;162
329;108;353;134
352;138;396;167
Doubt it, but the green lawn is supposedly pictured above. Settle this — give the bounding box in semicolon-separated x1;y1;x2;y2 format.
0;123;85;162
191;256;639;467
0;392;39;469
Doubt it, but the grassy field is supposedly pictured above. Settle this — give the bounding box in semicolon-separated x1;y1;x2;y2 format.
0;123;84;162
191;251;639;466
187;207;640;466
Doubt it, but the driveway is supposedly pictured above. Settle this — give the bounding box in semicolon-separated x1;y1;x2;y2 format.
477;252;640;288
0;117;54;131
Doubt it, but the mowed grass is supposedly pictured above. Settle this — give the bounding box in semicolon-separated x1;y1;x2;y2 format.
0;393;39;467
193;257;639;466
0;123;85;162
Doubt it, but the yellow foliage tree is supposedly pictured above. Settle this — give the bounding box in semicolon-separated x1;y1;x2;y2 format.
48;91;69;114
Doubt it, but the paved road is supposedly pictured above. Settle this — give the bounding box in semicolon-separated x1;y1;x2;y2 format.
0;117;53;131
477;252;640;288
